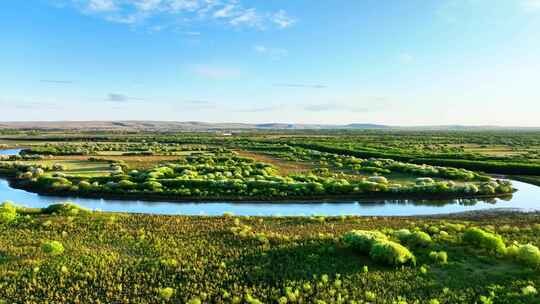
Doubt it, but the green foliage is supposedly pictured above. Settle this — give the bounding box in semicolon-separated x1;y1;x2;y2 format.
397;230;432;248
342;230;387;253
0;204;539;303
158;287;175;300
510;244;540;268
0;201;18;224
429;251;448;265
43;203;90;216
369;240;416;266
521;285;537;296
41;240;65;256
6;137;517;201
463;227;507;254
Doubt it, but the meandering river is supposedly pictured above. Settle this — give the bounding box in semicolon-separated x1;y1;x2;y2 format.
1;148;539;216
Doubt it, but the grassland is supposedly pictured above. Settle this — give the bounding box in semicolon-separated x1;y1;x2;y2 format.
2;144;514;202
0;130;540;303
1;203;539;303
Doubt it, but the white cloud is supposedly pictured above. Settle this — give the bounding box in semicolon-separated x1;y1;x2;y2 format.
272;9;296;28
213;4;236;18
63;1;296;30
135;0;162;12
105;14;143;24
229;8;260;27
253;45;288;60
87;0;116;12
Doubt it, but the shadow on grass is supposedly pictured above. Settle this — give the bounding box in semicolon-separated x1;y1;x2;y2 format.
227;240;380;284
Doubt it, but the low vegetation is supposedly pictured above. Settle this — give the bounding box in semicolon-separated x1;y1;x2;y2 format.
0;202;539;303
1;145;516;201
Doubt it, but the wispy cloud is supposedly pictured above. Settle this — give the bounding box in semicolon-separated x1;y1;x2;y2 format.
40;79;74;84
190;64;241;79
273;83;327;89
61;1;296;30
213;4;236;18
87;0;116;12
229;8;260;28
271;10;296;28
106;93;144;102
253;45;288;60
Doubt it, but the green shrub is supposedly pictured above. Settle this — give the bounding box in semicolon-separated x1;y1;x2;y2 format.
462;227;506;254
158;287;175;301
369;240;416;266
513;244;540;268
429;251;448;264
342;230;387;253
444;223;465;232
399;231;432;248
0;201;18;224
41;241;65;256
365;291;376;301
44;203;90;216
521;285;537;296
393;229;411;240
0;210;17;224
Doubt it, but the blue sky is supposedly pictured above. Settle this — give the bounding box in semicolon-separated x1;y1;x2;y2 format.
1;0;539;126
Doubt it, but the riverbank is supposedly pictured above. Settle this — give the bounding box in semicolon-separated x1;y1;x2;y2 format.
6;175;516;204
511;175;540;187
1;174;539;216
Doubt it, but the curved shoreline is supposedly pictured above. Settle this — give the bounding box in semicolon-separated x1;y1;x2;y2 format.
5;175;515;204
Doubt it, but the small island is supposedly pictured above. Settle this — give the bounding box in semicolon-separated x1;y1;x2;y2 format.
0;136;515;202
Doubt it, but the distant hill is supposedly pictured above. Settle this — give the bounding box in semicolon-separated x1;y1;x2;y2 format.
0;121;537;132
0;121;391;132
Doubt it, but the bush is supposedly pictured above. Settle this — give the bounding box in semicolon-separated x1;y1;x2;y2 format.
369;240;416;266
397;231;432;248
367;176;388;184
444;222;465;232
513;244;540;268
429;251;448;264
393;229;411;240
521;285;537;296
462;227;506;254
43;203;90;216
0;201;18;224
342;230;387;253
158;287;175;300
0;209;17;224
41;241;65;256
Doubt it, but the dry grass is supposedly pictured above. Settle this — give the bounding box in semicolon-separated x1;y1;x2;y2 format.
234;150;311;174
53;155;183;170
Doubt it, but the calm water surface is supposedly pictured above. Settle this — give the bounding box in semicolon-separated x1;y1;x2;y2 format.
1;148;539;216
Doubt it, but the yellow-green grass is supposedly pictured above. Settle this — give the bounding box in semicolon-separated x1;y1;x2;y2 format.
0;208;539;303
19;159;113;177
